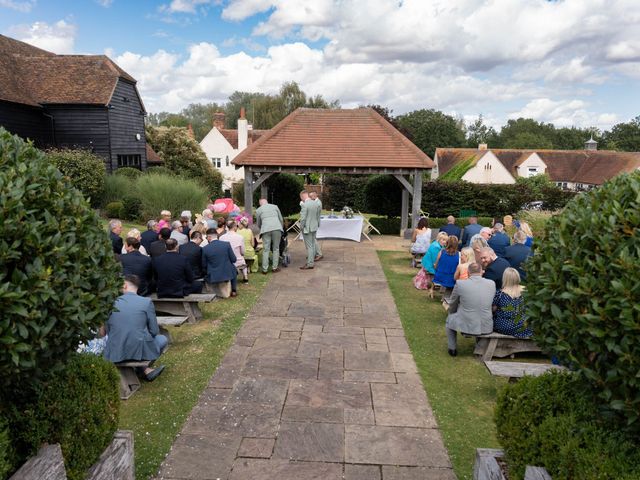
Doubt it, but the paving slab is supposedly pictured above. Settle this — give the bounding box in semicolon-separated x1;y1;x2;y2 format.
157;240;454;480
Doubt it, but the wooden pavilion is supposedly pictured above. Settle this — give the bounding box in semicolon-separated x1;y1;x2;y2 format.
231;107;434;232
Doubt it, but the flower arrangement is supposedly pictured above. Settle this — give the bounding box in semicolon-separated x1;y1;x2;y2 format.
341;206;354;219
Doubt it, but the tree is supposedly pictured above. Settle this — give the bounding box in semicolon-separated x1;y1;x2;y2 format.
366;104;413;140
504;132;553;149
146;126;223;199
466;115;499;148
553;126;599;150
603;116;640;151
180;102;225;141
395;109;466;158
498;118;555;149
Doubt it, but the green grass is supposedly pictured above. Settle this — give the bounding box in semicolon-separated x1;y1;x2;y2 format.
378;250;505;480
118;275;269;480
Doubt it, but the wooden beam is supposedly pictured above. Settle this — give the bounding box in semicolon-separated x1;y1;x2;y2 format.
401;188;409;235
253;172;274;189
392;174;413;193
244;169;254;216
411;169;423;229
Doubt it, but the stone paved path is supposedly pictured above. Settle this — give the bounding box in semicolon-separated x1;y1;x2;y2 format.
157;240;455;480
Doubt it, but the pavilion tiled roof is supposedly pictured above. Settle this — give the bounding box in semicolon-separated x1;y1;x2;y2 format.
0;34;139;107
435;147;640;185
232;108;433;170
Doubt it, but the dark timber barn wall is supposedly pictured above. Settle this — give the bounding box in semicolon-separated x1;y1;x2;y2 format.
108;79;147;172
46;105;110;161
0;100;52;147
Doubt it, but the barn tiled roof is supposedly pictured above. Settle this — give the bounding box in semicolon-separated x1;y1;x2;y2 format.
0;34;137;107
435;147;640;185
232;108;434;169
219;129;269;149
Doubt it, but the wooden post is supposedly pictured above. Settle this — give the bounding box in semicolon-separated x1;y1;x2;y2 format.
260;183;268;199
401;188;409;235
244;168;253;216
411;169;423;229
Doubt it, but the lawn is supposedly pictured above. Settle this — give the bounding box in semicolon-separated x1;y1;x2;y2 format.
377;250;505;480
117;275;269;480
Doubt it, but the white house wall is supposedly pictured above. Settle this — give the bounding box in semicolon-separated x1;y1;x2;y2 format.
515;153;547;178
200;128;244;191
461;152;515;184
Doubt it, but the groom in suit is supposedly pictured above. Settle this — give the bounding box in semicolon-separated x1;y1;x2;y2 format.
299;190;321;270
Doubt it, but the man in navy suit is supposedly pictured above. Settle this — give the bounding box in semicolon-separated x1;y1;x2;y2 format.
201;229;238;297
460;216;483;247
439;215;462;240
109;219;123;256
179;231;205;280
150;228;171;258
503;230;533;280
153;239;202;298
140;220;159;253
488;223;511;257
480;247;511;289
120;237;153;296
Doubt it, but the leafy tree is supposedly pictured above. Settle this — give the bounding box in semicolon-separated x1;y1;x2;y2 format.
146;126;222;199
46;148;106;207
466;114;499;147
159;113;189;128
553;126;599;150
499;118;555;148
180;102;225;141
603;116;640;152
366;104;413;140
516;173;556;198
395;109;466;158
504;131;554;149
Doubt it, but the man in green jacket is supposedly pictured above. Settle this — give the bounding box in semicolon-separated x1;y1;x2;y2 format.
309;191;323;261
255;198;284;274
299;190;321;270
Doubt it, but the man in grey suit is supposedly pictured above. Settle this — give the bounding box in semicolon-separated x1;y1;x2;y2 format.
299;190;321;270
444;263;496;356
103;275;166;381
309;191;323;261
255;198;284;274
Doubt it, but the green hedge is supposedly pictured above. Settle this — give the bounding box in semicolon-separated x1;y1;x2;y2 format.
114;166;142;179
496;372;640;479
233;173;304;217
3;353;120;480
323;175;368;211
369;216;496;235
525;171;640;426
46;148;106;207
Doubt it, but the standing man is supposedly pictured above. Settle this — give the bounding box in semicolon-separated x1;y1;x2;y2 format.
309;191;323;261
255;198;284;274
299;190;321;270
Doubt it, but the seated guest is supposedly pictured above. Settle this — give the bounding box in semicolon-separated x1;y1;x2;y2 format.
471;236;489;264
180;214;192;237
445;263;495;356
103;275;166;381
454;247;475;281
170;220;188;246
460;216;483;247
153;238;202;298
120;237;153;296
109;219;123;255
150;228;171;258
519;221;534;247
493;268;533;338
140;220;159;253
215;216;227;237
157;210;172;231
121;228;148;256
220;220;248;283
190;221;209;247
470;227;492;246
179;231;205;280
413;232;448;290
503;230;533;280
237;218;257;272
439;215;462;240
434;235;459;289
202;209;218;229
410;218;432;255
479;247;511;289
488;222;510;257
202;229;238;298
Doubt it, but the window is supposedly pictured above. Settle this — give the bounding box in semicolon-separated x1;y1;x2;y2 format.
117;154;141;169
225;156;230;167
212;157;221;168
527;167;539;177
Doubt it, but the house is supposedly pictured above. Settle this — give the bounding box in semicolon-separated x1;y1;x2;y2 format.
432;140;640;191
199;109;268;193
0;34;147;172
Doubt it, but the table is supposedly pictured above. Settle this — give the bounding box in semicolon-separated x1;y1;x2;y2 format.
316;216;364;242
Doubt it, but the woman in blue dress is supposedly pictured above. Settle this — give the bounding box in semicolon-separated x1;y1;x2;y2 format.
492;267;533;337
434;235;460;289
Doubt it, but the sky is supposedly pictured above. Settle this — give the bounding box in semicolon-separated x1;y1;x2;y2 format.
1;0;639;131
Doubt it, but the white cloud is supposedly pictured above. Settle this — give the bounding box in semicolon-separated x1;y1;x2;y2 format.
221;0;274;21
161;0;212;14
96;0;113;7
509;98;617;129
7;20;76;54
0;0;35;13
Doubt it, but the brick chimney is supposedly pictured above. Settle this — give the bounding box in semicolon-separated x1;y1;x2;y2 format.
478;143;488;150
187;123;195;139
213;112;225;130
238;107;248;151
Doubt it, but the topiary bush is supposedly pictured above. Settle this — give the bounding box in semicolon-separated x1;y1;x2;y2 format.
46;148;106;207
105;201;124;219
135;173;208;222
102;174;132;206
4;353;120;480
261;173;304;217
526;171;640;426
114;166;142;179
0;127;121;390
495;372;640;479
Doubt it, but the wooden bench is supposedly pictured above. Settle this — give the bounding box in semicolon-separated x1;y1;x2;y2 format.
484;360;568;382
473;332;542;361
115;360;150;400
156;316;189;344
150;293;216;324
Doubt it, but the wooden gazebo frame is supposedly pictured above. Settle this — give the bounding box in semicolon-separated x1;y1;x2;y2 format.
233;108;434;233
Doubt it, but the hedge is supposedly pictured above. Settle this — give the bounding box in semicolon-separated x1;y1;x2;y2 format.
233;173;304;217
3;353;120;480
323;175;368;211
369;216;496;235
46;148;106;207
496;372;640;479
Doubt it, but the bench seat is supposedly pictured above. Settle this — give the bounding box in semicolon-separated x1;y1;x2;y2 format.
484;360;567;382
473;332;541;361
114;360;151;400
150;293;216;324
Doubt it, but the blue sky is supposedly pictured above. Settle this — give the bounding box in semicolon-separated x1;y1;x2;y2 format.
1;0;638;132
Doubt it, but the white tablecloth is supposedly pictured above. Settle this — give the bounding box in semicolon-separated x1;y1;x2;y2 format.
316;216;364;242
